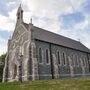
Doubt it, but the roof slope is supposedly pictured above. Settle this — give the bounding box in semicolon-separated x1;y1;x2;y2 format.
23;23;90;53
34;26;90;53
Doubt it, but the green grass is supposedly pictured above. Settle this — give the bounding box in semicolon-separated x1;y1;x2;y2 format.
0;79;90;90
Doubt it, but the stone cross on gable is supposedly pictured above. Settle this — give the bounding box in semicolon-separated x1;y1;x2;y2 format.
30;18;32;24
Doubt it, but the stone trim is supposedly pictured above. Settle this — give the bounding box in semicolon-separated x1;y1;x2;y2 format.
81;55;87;67
68;56;74;77
12;31;29;43
52;53;59;79
73;54;79;67
12;23;28;40
31;42;39;80
80;58;85;76
2;53;9;82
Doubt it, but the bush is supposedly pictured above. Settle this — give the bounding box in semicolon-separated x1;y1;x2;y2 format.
0;54;6;82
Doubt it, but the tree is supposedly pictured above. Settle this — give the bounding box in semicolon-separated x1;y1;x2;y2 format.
0;53;6;82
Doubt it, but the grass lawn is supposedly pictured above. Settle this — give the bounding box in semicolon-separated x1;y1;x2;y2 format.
0;79;90;90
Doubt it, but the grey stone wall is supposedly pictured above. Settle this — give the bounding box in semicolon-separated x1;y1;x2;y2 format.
51;44;90;77
35;40;52;80
35;39;90;80
5;24;31;82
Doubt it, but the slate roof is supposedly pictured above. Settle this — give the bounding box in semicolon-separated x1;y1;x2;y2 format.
23;23;90;53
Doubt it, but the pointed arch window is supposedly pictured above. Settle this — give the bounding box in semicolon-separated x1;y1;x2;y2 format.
39;48;43;63
62;52;66;65
45;49;50;64
57;51;61;64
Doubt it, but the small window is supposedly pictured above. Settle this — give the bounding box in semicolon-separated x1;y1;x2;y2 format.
62;52;66;65
39;48;43;63
57;51;61;64
46;49;50;64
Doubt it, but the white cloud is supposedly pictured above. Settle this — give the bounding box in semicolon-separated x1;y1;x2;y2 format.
0;0;90;55
21;0;87;32
0;10;16;32
0;37;7;55
0;8;17;55
60;16;90;50
0;0;85;32
0;15;12;31
8;8;17;22
20;0;74;33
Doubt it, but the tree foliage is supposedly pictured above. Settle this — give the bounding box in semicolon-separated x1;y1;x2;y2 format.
0;53;6;82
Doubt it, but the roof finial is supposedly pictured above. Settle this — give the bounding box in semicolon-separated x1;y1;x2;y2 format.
19;3;22;8
18;3;23;11
19;3;21;7
78;38;81;42
30;18;32;24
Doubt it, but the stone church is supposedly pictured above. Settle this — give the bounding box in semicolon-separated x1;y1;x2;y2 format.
3;5;90;82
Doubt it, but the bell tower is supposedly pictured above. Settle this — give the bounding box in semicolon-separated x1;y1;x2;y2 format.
16;4;23;23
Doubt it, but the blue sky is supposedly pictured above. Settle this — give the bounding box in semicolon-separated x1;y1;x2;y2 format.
0;0;90;55
60;12;85;29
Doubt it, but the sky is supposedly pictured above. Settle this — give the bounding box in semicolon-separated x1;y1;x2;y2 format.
0;0;90;55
